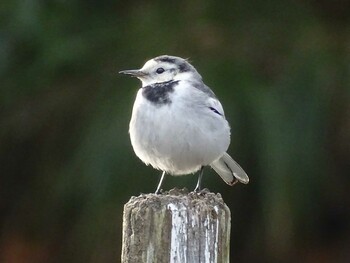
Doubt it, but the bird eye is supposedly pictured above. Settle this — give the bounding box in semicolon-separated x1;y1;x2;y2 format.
156;67;165;74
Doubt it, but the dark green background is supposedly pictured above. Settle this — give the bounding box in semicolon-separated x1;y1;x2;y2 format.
1;0;349;262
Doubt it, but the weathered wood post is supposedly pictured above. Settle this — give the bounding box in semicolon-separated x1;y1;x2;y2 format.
121;188;231;263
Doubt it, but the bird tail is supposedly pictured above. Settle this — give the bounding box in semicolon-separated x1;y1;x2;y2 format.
210;152;249;186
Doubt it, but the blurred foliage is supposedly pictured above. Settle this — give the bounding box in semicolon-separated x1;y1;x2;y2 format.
1;0;350;262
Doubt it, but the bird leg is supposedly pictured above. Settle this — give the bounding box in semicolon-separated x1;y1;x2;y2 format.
155;171;166;194
194;166;204;192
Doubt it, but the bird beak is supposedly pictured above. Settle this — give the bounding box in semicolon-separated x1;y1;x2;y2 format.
119;69;146;77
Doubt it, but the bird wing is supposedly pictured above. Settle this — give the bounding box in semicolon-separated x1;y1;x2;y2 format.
189;81;226;117
207;97;225;117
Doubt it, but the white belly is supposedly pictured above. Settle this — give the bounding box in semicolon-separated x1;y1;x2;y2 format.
129;88;230;175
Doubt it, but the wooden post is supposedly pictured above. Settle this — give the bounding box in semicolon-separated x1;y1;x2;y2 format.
121;188;231;263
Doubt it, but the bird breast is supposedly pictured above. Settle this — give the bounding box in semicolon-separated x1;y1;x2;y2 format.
129;82;231;175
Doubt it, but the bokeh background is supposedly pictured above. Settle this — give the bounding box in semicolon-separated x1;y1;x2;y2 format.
1;0;350;262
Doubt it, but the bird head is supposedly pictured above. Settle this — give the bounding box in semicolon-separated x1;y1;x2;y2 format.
119;55;202;87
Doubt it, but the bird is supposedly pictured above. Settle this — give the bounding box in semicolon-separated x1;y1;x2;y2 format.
119;55;249;193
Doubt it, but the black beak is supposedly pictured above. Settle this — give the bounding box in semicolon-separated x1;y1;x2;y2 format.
119;69;146;77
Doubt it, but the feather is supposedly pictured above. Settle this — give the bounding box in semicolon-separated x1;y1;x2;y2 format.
210;152;249;185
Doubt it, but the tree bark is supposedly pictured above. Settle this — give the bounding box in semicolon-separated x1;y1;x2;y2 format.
121;188;231;263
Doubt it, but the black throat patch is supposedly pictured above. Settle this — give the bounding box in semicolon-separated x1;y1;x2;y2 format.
142;80;179;105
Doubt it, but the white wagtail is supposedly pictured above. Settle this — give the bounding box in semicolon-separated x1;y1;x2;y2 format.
120;55;249;193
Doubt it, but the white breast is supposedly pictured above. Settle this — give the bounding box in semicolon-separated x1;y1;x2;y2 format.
129;81;231;175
